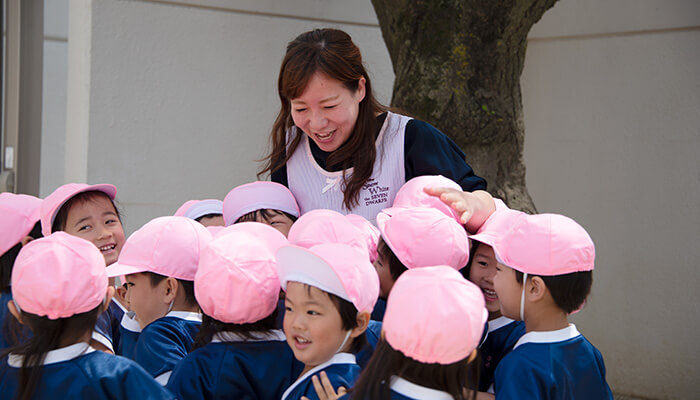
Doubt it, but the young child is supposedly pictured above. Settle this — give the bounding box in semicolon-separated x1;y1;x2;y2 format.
41;183;128;354
336;266;486;400
105;216;212;385
0;193;42;349
173;199;225;227
223;181;300;236
466;200;527;392
374;206;470;298
0;232;172;399
276;243;378;400
488;213;613;399
167;222;303;399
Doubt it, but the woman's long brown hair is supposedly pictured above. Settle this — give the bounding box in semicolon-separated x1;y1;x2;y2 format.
259;28;386;210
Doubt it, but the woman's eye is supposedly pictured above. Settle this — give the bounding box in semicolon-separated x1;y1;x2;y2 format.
293;108;306;113
324;105;337;109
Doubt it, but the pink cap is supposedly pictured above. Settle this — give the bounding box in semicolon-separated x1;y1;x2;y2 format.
384;266;487;364
468;199;526;247
386;175;462;222
41;183;117;236
0;193;42;255
11;232;108;319
276;243;380;313
376;207;469;270
206;225;225;236
174;199;223;220
105;216;213;281
223;181;300;226
345;214;380;263
288;209;369;258
196;223;288;324
492;213;595;276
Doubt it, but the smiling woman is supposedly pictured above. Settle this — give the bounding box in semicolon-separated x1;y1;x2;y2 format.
260;28;493;225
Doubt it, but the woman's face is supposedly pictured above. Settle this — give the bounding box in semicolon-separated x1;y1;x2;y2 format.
290;72;366;153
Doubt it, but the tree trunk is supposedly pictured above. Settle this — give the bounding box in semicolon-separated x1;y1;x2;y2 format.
371;0;558;213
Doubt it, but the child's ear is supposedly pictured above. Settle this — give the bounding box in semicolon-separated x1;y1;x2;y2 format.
8;301;23;325
102;287;115;313
528;276;547;302
163;277;178;302
350;311;371;338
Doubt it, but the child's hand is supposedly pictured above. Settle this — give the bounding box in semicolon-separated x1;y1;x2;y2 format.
423;187;495;232
302;371;347;400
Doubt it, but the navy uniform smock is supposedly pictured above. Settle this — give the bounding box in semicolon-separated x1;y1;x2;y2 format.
494;324;613;399
281;353;360;400
0;342;173;399
356;320;382;369
93;299;126;353
133;311;202;384
167;330;303;400
478;316;525;392
118;310;142;358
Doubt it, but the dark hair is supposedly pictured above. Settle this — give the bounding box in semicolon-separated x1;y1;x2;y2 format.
51;191;122;233
145;272;198;309
303;284;367;353
350;338;479;400
1;221;42;292
460;241;482;281
194;213;223;223
2;305;102;400
377;237;407;281
192;310;279;350
235;208;298;224
514;270;593;314
259;28;387;210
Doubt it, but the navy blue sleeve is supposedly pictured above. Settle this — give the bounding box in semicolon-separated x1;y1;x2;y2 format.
404;119;487;191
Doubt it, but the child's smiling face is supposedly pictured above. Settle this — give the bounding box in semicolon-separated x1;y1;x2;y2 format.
283;281;351;373
468;244;502;319
493;262;523;321
62;195;125;266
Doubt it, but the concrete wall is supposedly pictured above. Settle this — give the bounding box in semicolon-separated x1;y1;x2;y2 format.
38;0;699;398
521;1;700;398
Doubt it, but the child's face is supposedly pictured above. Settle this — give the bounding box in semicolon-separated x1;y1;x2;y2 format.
373;253;395;299
468;244;502;319
257;210;294;237
125;273;169;329
493;263;523;321
283;281;350;370
197;214;225;227
63;196;125;266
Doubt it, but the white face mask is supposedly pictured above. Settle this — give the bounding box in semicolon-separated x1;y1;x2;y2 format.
334;330;352;354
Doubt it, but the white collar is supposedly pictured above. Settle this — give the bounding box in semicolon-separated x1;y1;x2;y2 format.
211;329;286;343
8;342;95;368
281;352;356;400
164;311;202;322
120;311;142;332
513;324;580;350
390;376;454;399
488;316;517;333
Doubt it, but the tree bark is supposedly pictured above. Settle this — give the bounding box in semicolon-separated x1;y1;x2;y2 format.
371;0;558;213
